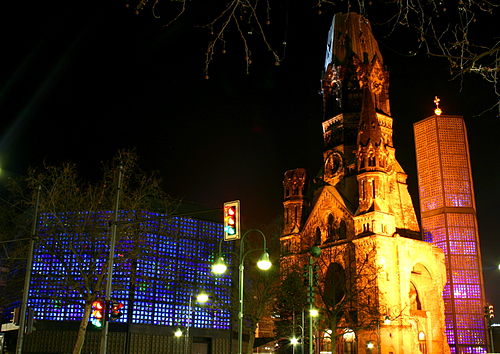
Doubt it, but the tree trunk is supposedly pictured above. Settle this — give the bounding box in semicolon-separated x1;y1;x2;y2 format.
246;324;256;354
72;301;92;354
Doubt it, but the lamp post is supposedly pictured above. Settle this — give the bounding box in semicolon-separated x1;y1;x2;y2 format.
343;328;355;354
174;291;209;354
291;325;304;354
291;310;304;354
377;315;390;353
212;229;272;354
307;246;321;354
185;292;209;354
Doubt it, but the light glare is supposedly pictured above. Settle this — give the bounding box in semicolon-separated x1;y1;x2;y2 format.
197;292;209;303
257;252;272;270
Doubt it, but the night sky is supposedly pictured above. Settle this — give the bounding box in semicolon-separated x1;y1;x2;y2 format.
1;2;499;310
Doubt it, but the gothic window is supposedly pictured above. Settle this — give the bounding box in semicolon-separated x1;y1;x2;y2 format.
419;332;427;354
339;220;347;240
281;240;291;255
361;180;366;199
315;227;322;245
327;214;335;242
324;263;346;308
359;156;365;169
368;155;375;166
409;282;422;311
372;179;376;199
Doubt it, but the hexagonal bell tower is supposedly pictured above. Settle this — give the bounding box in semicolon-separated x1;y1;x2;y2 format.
278;13;449;354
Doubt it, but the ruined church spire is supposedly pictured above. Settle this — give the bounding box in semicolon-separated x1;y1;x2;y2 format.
321;13;390;118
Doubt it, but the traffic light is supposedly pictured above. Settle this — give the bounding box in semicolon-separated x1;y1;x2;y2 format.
91;300;106;328
110;301;124;320
223;200;240;240
489;304;494;319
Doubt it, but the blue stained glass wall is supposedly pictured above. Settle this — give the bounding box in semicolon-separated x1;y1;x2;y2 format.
28;210;233;330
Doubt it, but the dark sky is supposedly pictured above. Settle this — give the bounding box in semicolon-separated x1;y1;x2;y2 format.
1;2;499;308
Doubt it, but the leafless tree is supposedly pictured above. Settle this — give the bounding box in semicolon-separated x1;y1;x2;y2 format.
276;239;387;353
241;226;281;354
315;240;381;353
24;150;174;354
125;0;498;113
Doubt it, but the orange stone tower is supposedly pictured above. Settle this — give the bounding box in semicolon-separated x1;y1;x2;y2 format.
414;112;488;353
279;13;450;353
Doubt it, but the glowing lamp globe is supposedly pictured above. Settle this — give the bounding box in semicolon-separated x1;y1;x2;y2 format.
257;252;272;270
211;257;228;275
310;308;319;317
197;292;209;304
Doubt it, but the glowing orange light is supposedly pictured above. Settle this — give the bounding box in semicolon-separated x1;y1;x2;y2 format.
434;96;442;115
92;301;104;310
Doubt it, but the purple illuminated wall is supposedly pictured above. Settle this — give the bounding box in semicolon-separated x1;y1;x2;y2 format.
414;115;487;353
28;210;232;330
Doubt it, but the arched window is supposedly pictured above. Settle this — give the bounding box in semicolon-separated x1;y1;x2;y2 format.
324;263;346;308
327;214;335;242
409;282;422;311
338;220;347;240
314;227;322;245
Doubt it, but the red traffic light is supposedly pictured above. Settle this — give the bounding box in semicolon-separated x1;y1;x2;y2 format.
91;300;106;327
111;301;124;319
223;201;240;240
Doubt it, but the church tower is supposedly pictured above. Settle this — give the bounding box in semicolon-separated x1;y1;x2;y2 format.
279;13;449;353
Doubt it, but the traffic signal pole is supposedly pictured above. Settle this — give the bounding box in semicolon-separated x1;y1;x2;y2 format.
16;185;41;354
308;256;314;354
99;165;123;354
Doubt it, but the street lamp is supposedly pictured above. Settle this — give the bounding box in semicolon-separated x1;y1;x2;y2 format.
343;328;356;354
310;308;319;318
377;315;391;353
175;291;209;354
211;229;272;354
212;256;228;275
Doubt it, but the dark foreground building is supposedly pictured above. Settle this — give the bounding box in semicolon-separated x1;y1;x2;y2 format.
20;210;233;354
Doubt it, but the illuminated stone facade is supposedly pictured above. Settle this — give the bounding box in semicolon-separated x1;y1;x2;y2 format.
414;115;488;353
280;13;449;353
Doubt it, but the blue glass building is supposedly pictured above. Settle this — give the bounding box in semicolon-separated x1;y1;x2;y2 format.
24;210;233;353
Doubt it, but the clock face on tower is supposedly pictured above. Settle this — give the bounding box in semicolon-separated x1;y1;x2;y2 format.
325;151;344;179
